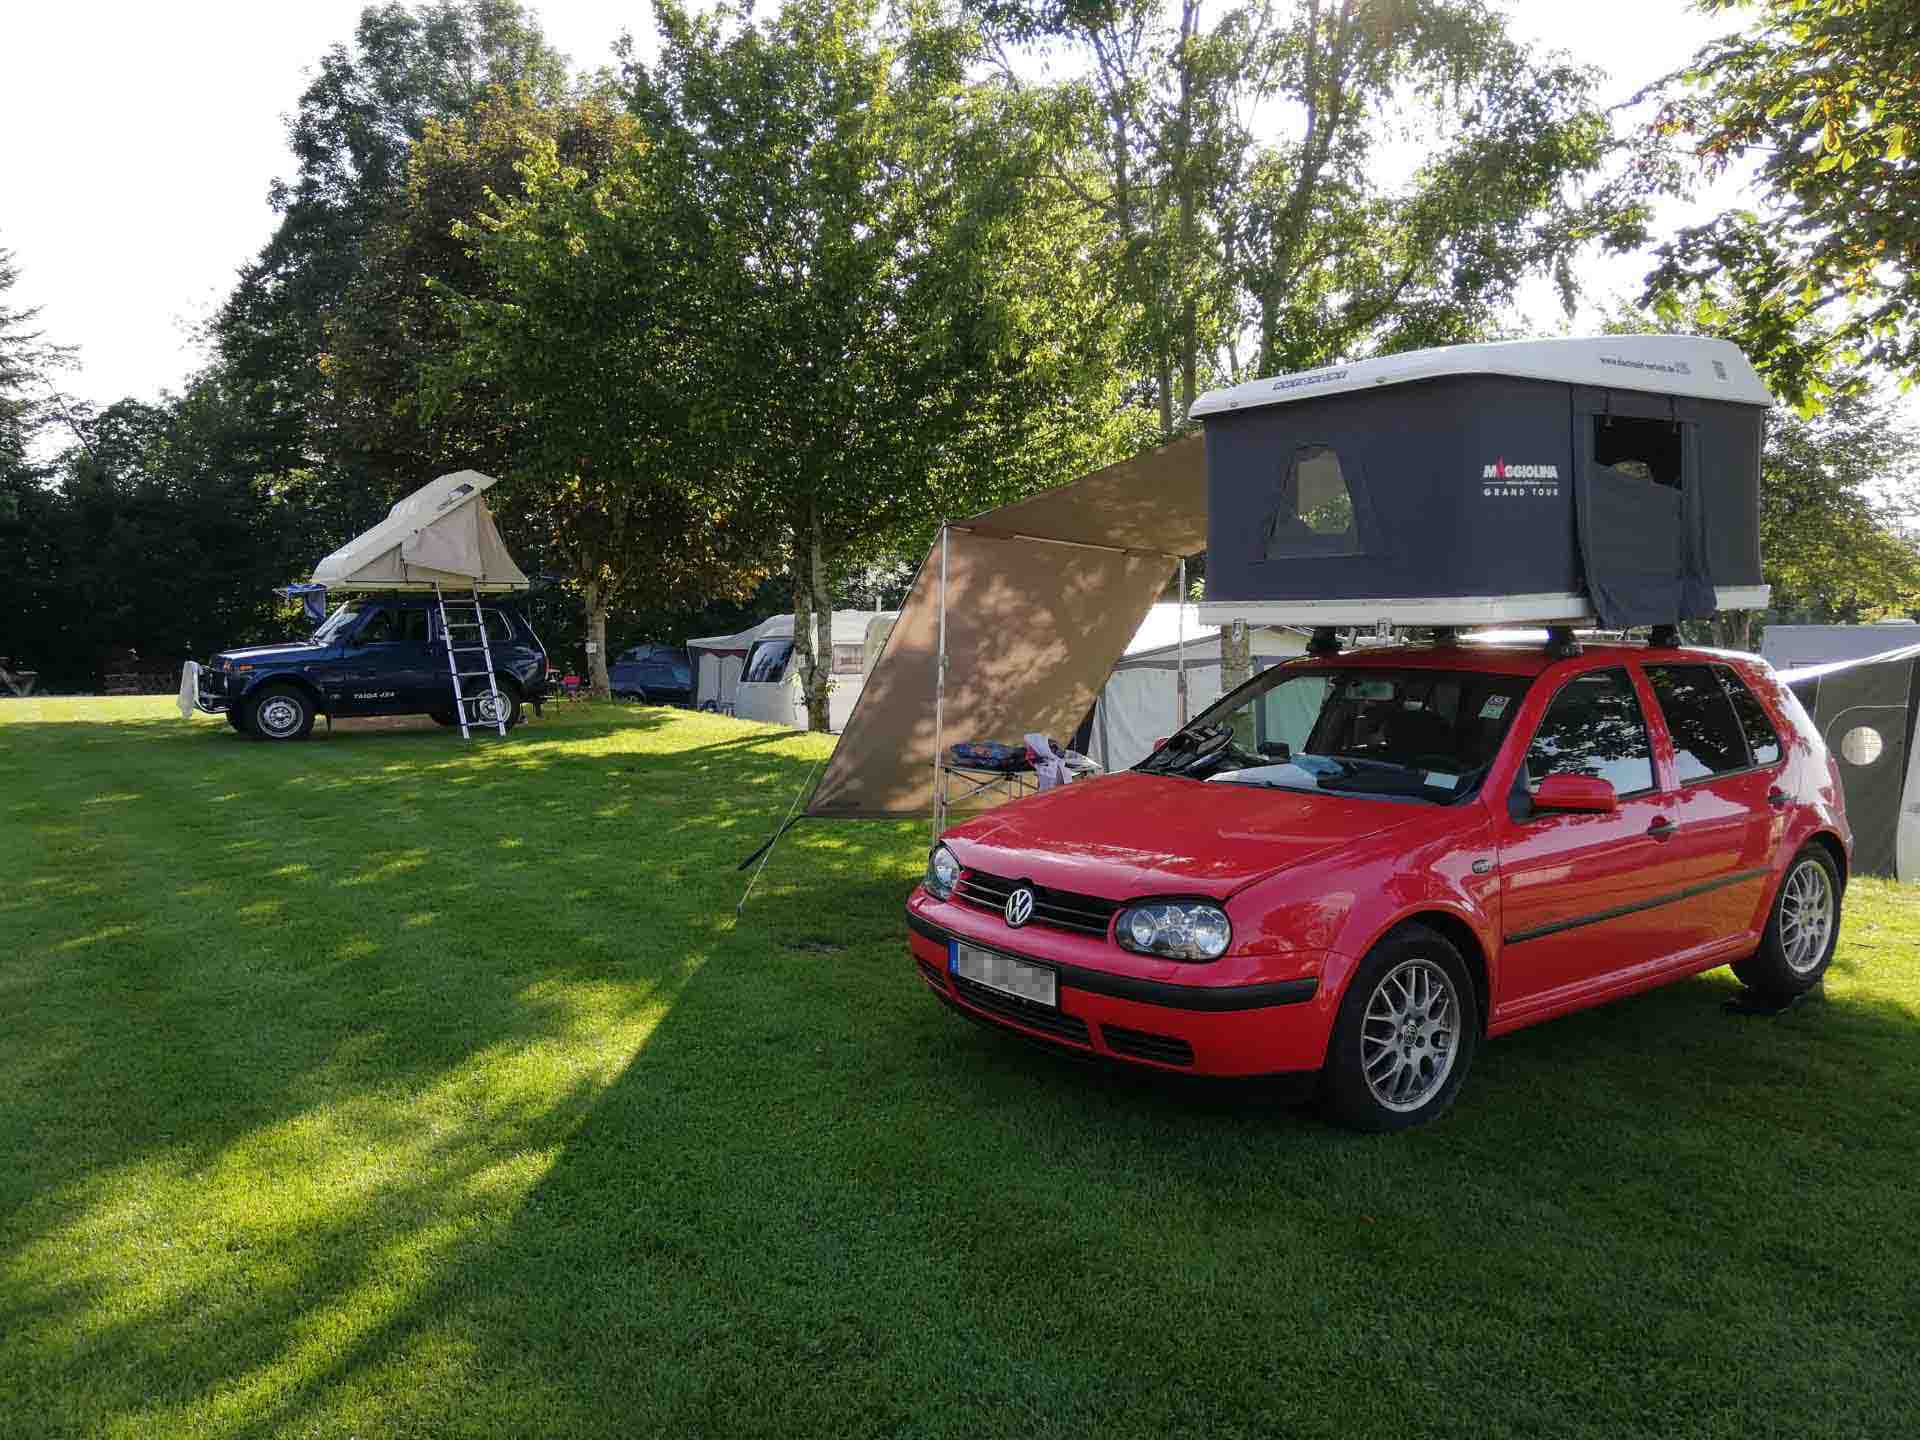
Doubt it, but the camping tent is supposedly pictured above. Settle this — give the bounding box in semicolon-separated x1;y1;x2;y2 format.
1082;620;1308;772
1762;622;1920;670
1780;643;1920;883
1195;335;1771;629
311;470;529;592
688;617;781;712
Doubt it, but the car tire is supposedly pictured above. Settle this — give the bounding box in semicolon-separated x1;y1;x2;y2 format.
1320;923;1479;1133
1733;845;1841;1005
471;682;522;731
246;684;315;742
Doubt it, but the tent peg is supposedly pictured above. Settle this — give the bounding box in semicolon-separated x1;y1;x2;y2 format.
1545;626;1583;660
1306;626;1341;657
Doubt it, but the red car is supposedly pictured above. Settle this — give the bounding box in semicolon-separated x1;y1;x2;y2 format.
906;641;1851;1130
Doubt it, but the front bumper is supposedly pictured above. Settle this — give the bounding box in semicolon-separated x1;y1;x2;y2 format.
192;661;234;714
907;898;1335;1079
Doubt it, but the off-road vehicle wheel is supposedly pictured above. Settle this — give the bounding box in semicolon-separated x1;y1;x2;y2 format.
246;684;315;742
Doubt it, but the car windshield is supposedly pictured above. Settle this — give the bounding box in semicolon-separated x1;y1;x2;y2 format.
309;604;363;645
1134;664;1533;805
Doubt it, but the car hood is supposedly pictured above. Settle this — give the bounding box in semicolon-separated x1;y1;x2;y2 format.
213;642;331;665
941;771;1431;901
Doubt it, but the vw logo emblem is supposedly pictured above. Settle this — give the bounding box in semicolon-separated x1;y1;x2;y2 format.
1004;886;1036;928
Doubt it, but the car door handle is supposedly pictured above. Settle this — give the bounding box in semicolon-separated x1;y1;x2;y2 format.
1767;787;1789;809
1647;817;1676;841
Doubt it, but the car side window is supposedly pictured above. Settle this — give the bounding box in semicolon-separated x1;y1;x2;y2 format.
1716;666;1782;766
358;608;400;644
482;610;516;645
1524;668;1655;797
401;608;431;644
1643;663;1752;782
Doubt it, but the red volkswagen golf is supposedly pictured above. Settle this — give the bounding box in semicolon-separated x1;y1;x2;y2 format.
906;641;1851;1130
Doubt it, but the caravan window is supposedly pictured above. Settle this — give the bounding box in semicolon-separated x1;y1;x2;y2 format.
744;640;793;684
1263;445;1359;559
1594;416;1683;488
832;643;865;675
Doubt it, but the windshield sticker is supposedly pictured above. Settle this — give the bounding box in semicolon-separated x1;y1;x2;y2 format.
1424;772;1460;790
1479;695;1511;719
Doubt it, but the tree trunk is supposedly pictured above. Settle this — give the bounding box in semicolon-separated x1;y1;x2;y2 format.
1220;619;1251;693
1714;609;1757;652
583;581;610;697
789;519;835;733
1156;356;1175;438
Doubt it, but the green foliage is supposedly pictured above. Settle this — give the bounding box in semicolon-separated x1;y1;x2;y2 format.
1645;0;1920;403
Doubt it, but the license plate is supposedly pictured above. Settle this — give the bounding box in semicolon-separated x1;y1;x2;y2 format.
952;942;1057;1008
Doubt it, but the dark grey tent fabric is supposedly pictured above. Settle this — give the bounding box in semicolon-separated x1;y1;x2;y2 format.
1786;644;1920;880
1205;373;1763;623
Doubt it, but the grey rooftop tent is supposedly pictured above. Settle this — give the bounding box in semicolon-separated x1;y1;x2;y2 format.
1195;335;1772;630
311;470;529;592
1781;643;1920;883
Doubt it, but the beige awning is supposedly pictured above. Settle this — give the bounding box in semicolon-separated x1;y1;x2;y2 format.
807;433;1207;819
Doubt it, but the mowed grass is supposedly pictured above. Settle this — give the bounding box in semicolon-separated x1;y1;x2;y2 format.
2;697;1917;1440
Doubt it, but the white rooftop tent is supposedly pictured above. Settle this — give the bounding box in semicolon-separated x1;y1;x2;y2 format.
310;470;529;592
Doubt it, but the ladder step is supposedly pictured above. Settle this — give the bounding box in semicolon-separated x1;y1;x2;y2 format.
457;671;494;678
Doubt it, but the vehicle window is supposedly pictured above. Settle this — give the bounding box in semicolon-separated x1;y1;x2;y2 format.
832;643;865;676
400;608;430;644
358;608;401;644
1138;666;1530;805
1593;415;1683;488
311;604;363;644
1524;668;1654;797
745;640;793;684
482;610;516;645
1263;445;1359;559
1644;663;1752;781
1717;666;1782;766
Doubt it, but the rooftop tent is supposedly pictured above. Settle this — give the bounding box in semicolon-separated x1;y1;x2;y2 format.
1780;643;1920;883
311;470;530;593
805;434;1207;820
1193;335;1772;630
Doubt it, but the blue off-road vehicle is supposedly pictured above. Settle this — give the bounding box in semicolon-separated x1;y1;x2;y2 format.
192;593;548;741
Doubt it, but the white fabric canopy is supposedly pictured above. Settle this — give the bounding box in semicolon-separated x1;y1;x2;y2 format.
311;470;529;592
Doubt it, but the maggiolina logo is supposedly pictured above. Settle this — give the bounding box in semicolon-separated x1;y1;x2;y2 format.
1481;457;1561;498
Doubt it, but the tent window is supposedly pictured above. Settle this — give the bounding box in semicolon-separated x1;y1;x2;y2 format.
1594;416;1682;488
1264;445;1359;559
745;640;793;684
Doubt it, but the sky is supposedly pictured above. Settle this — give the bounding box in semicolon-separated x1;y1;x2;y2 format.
0;0;1751;426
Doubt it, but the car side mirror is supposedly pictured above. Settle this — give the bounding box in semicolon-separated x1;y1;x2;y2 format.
1533;774;1617;814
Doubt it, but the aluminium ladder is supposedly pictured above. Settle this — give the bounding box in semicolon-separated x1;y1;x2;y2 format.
433;582;508;738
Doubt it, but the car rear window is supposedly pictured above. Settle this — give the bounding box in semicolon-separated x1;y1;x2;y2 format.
1716;666;1782;766
1644;663;1753;781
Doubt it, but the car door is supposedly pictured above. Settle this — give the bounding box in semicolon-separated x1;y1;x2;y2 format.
331;605;410;714
1493;665;1682;1020
1635;660;1780;952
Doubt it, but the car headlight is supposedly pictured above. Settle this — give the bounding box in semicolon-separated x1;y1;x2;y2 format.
1116;901;1231;961
925;843;961;900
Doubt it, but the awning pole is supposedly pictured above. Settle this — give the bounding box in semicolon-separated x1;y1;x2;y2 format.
1176;557;1188;728
932;523;949;841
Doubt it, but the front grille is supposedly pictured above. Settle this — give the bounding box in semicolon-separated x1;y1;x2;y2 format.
952;974;1091;1047
954;869;1122;939
916;958;948;992
1102;1025;1196;1067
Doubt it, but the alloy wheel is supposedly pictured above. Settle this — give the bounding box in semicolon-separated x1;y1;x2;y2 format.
1360;957;1460;1113
1779;859;1834;975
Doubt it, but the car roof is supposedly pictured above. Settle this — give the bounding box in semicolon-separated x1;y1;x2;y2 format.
1295;641;1764;679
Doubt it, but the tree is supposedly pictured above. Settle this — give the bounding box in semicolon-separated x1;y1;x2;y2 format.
618;0;1149;729
208;1;571;544
424;101;770;695
978;0;1645;431
1645;0;1920;405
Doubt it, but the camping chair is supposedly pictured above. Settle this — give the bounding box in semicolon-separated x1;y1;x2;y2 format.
561;673;586;701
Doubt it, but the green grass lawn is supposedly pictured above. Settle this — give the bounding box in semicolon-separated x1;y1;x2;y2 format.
3;697;1917;1439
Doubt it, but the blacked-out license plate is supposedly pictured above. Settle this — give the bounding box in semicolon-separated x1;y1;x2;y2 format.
952;942;1057;1008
